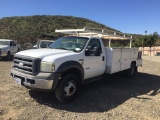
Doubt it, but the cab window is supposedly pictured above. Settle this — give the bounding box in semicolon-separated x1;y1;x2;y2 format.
85;39;102;56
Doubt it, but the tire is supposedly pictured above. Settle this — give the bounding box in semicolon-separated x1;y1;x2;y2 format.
6;52;11;61
125;62;135;77
55;74;79;103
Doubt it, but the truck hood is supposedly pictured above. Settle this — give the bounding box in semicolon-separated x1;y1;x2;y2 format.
16;49;77;59
0;45;8;49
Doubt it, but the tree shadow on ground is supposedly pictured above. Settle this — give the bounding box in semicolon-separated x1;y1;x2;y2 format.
29;72;160;113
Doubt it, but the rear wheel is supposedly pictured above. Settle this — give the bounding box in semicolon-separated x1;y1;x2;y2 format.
55;74;79;103
125;62;135;77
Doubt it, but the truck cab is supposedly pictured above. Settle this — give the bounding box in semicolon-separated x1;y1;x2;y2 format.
0;39;20;60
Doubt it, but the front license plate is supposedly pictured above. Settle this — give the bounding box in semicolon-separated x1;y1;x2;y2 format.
15;77;22;85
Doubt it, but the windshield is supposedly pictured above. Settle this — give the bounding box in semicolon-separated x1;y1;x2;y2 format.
0;41;9;46
49;36;89;52
40;41;54;48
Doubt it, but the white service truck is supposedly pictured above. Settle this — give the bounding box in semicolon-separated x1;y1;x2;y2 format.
10;28;142;103
0;39;20;60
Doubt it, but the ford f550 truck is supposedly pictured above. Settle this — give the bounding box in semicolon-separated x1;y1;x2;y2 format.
0;39;20;60
10;28;142;103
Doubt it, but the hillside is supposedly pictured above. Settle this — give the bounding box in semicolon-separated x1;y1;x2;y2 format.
0;15;142;48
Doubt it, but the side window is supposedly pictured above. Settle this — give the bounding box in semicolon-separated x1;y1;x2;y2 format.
85;39;102;56
10;41;16;46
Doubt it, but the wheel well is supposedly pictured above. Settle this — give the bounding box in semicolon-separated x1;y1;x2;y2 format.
61;68;83;84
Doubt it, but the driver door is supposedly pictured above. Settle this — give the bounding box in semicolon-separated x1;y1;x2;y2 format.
83;39;106;79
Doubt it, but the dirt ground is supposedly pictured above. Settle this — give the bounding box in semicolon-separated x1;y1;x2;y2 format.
0;57;160;120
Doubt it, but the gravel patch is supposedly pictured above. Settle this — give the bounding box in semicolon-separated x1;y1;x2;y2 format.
0;59;160;120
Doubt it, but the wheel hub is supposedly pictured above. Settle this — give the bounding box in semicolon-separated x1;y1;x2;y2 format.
64;81;76;97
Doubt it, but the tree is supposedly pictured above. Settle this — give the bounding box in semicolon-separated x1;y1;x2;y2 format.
145;32;158;56
132;37;142;47
153;32;158;40
142;30;148;55
145;30;147;35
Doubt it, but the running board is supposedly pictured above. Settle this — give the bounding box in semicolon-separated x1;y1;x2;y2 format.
83;76;103;84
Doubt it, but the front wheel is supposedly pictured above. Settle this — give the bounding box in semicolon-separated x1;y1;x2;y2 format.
55;74;79;103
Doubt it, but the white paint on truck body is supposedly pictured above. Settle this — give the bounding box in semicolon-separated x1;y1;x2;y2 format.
105;47;142;74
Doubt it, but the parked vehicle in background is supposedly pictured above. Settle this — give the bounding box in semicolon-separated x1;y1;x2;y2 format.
11;28;142;103
0;39;20;60
32;40;54;49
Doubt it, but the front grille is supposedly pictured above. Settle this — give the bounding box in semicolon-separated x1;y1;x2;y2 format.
13;55;41;75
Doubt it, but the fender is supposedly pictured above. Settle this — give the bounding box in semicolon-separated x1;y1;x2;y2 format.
52;61;84;89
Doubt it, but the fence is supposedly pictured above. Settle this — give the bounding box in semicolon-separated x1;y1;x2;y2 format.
139;47;160;56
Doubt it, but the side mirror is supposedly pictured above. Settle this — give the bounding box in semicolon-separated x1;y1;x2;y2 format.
85;49;90;56
94;47;101;56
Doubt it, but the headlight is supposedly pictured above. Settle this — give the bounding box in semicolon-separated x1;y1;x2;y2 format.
40;62;55;72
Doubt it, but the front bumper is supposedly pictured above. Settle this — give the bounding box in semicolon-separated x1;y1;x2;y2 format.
10;68;60;91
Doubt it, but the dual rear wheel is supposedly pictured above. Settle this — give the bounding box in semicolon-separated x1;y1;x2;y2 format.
125;62;137;77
